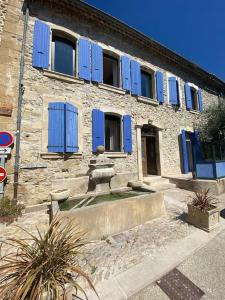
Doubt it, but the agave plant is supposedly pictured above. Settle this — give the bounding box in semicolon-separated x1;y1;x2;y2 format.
0;217;98;300
190;189;217;212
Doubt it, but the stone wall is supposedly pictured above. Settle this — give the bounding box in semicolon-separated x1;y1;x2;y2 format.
0;0;8;45
1;1;221;205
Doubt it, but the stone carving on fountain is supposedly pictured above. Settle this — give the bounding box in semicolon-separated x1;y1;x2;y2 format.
89;146;116;193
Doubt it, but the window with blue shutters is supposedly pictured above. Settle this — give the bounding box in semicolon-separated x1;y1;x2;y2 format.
103;53;119;87
185;83;203;112
141;69;154;99
48;102;78;153
92;109;132;154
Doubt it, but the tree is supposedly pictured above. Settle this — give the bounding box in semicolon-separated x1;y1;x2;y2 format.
197;97;225;144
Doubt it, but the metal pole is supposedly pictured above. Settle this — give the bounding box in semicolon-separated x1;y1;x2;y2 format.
13;0;30;200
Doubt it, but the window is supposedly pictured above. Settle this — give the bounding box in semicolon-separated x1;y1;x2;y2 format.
141;70;153;98
51;35;76;76
190;87;199;111
103;54;119;87
48;102;78;153
105;114;121;152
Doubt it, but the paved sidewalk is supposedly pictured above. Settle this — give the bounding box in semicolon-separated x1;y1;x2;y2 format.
77;189;225;299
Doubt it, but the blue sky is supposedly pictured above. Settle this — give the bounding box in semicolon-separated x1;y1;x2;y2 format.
84;0;225;81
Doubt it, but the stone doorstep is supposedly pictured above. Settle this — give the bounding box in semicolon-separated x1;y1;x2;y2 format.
80;219;225;300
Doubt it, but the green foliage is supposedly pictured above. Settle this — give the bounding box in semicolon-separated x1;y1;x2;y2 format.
0;217;98;300
190;189;217;212
0;197;25;224
197;98;225;143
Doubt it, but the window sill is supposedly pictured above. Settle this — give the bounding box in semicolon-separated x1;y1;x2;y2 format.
138;96;159;106
43;70;84;85
167;104;182;111
98;83;126;95
189;110;200;115
40;152;83;159
104;152;128;158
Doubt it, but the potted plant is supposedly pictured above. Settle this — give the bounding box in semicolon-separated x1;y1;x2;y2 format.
0;216;98;300
187;189;220;232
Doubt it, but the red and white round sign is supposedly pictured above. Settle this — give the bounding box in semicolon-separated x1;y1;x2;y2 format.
0;166;7;183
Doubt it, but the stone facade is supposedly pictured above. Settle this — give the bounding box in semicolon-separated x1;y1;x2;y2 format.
0;0;224;205
0;0;8;45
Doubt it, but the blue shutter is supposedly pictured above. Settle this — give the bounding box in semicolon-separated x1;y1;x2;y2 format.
92;109;105;152
48;102;65;153
121;56;131;91
65;103;78;153
156;71;164;103
190;131;202;162
79;39;91;81
185;83;192;110
169;76;178;105
32;20;50;69
123;115;132;153
131;60;141;96
181;129;189;174
91;43;103;83
198;89;203;112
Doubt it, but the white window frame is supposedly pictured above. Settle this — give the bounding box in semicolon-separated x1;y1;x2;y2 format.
166;72;182;108
186;82;199;111
50;30;77;77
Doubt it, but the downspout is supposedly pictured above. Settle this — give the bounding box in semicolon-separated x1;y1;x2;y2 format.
13;0;30;200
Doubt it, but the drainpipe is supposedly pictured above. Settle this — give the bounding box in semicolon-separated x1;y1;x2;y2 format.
13;0;30;200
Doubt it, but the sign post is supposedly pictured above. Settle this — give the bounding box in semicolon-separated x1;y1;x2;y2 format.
0;132;14;199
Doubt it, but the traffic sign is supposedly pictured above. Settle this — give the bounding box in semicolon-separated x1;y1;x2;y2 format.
0;148;11;155
0;166;7;183
0;132;14;147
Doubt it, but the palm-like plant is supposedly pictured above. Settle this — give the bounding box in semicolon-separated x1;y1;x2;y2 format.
190;189;217;212
0;217;98;300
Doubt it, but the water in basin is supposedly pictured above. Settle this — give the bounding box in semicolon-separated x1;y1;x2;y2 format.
59;190;152;211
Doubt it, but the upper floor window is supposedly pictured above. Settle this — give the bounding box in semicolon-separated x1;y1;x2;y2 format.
141;70;154;99
51;34;76;76
105;114;121;152
103;53;119;87
190;87;199;111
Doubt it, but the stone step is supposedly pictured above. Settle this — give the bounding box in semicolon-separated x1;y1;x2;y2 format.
151;183;177;192
143;177;170;187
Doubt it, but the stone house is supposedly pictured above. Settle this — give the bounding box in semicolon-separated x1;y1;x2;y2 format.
1;0;225;205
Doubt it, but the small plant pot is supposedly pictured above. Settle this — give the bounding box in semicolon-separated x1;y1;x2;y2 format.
187;204;220;232
50;189;70;202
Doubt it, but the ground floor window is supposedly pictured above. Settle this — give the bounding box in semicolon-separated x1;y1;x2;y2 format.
105;114;121;152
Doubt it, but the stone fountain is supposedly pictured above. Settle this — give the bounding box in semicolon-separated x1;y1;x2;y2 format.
89;146;116;193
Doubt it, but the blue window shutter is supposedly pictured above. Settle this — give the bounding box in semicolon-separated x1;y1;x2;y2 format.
190;131;202;162
48;102;65;153
91;43;103;83
92;109;105;152
32;20;50;69
156;71;164;103
65;103;79;153
79;39;91;81
181;129;189;174
169;76;178;105
121;56;131;91
185;83;192;110
123;115;132;153
198;89;203;112
131;60;141;96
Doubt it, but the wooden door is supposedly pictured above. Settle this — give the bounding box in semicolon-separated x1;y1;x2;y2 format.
146;137;157;175
142;137;148;176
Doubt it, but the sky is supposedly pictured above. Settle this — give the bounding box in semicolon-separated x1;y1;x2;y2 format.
84;0;225;81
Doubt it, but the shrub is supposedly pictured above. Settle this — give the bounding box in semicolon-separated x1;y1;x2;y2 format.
189;189;217;212
0;197;25;224
0;217;98;300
